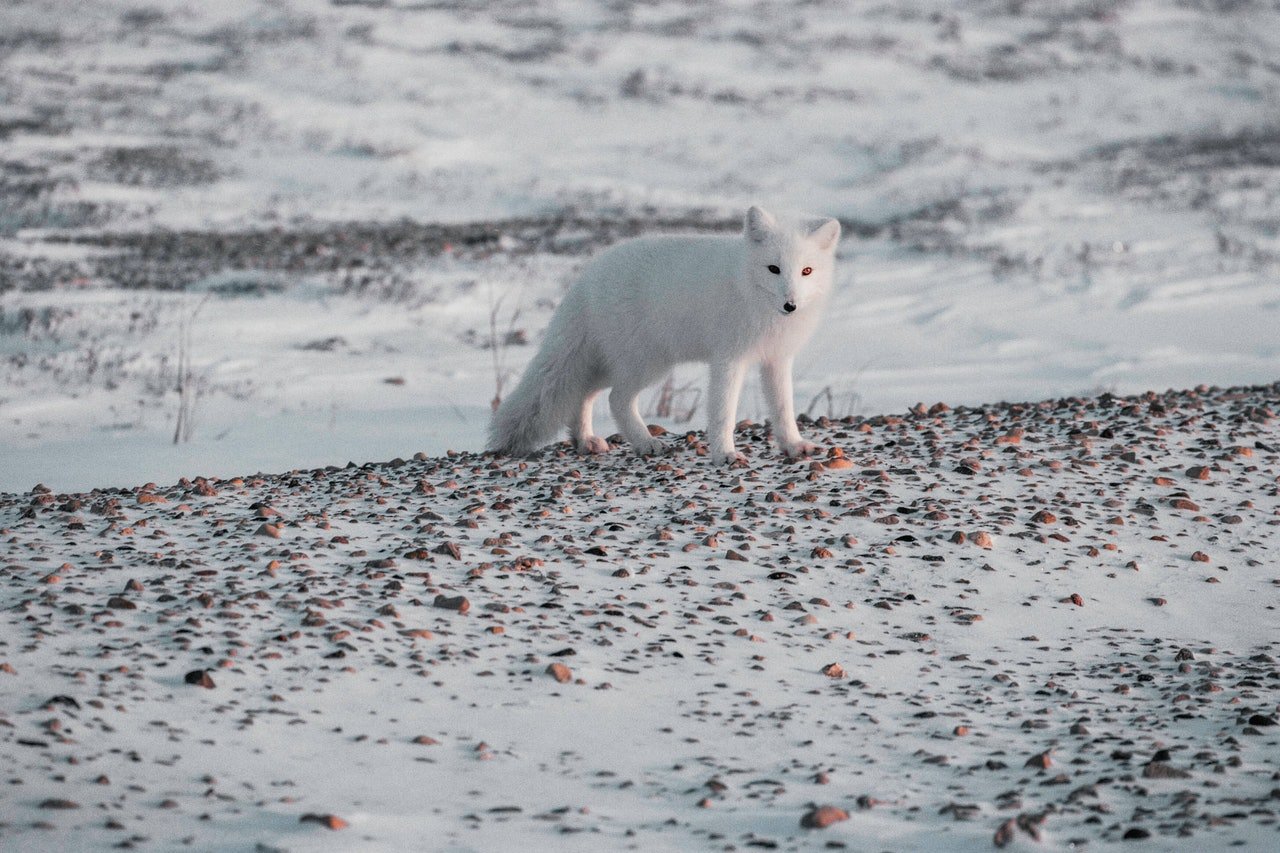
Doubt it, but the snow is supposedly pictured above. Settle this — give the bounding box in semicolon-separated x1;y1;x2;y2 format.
1;387;1278;850
3;0;1279;491
2;4;1280;845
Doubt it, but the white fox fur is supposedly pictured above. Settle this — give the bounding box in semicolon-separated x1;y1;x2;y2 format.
487;205;841;463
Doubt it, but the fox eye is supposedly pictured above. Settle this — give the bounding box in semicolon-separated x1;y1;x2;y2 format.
767;264;780;274
801;266;813;276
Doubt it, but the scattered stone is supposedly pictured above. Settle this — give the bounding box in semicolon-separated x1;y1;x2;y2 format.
433;594;470;614
1142;762;1190;779
38;799;80;810
299;813;348;830
434;541;462;559
184;669;215;689
1024;750;1052;769
800;805;849;829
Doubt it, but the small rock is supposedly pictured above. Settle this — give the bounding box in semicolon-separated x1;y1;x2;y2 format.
1024;750;1052;769
546;663;572;683
433;594;470;614
184;669;215;689
993;818;1017;847
820;663;846;679
434;541;462;559
299;813;348;830
800;804;849;829
1016;812;1047;841
38;798;80;810
1143;762;1190;779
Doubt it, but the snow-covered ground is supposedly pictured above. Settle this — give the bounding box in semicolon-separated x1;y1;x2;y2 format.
3;4;1280;851
2;0;1280;491
2;385;1278;851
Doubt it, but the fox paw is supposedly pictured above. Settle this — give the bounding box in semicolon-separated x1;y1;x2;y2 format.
631;436;667;457
576;435;610;455
782;440;822;459
711;449;748;466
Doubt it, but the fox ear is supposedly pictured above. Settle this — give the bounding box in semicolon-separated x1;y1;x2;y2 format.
807;217;841;251
745;205;777;243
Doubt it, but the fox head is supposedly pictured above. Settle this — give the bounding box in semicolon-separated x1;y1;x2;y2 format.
744;205;841;316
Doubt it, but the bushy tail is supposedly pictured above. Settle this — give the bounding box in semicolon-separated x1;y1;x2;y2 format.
487;317;593;456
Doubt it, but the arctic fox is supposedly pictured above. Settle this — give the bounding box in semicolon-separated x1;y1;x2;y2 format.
487;206;841;464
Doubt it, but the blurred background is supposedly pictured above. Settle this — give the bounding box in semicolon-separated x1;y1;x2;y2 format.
2;0;1279;490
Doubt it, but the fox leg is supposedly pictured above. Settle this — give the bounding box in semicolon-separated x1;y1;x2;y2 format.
707;359;748;464
571;390;609;454
608;382;664;456
760;357;820;458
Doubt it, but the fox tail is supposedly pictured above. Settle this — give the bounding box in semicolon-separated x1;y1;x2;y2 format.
487;316;594;456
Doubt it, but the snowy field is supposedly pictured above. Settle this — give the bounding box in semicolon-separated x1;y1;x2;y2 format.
2;385;1279;851
1;0;1279;491
2;2;1280;851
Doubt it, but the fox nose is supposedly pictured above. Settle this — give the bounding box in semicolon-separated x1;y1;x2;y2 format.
783;301;797;314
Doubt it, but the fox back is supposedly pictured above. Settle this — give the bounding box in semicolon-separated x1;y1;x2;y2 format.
574;212;838;368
